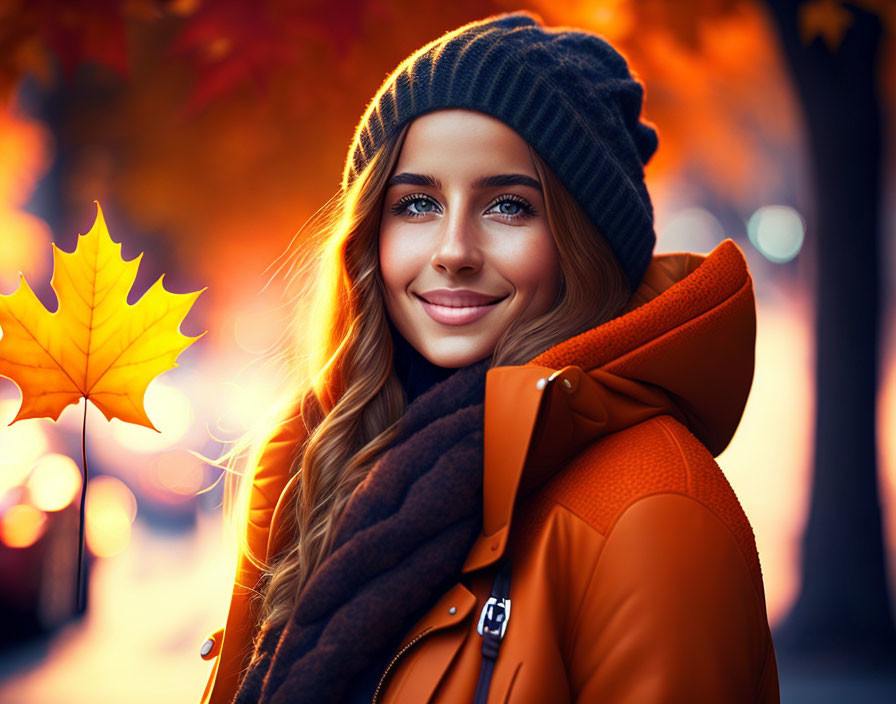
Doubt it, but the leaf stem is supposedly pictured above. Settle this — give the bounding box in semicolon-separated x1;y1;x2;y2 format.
77;399;88;613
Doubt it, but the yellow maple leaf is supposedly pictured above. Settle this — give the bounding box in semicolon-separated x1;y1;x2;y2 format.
0;202;205;430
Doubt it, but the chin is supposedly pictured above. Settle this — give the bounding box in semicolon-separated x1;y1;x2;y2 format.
416;338;496;369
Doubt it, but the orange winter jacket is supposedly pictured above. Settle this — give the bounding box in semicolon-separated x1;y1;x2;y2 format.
199;237;780;703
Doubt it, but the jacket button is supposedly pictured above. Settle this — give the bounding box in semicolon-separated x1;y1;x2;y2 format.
200;638;214;657
449;606;457;615
536;377;547;390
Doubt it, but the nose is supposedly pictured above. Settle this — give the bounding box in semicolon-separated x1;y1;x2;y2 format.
430;211;483;275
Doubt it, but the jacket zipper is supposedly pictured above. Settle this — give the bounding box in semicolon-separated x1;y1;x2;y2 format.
371;626;434;704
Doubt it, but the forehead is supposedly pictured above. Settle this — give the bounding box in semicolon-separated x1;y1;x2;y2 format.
395;109;537;177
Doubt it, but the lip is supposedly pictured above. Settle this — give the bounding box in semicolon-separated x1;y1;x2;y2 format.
415;289;507;326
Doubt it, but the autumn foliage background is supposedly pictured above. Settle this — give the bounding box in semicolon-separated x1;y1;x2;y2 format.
0;0;895;702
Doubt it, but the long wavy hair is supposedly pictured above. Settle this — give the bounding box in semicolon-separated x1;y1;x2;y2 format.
221;117;633;668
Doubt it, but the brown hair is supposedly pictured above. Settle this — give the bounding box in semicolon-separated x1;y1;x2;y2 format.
221;119;632;667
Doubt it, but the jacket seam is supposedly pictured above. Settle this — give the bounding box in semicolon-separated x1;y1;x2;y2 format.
753;621;776;704
558;505;606;665
556;491;769;699
653;415;694;495
535;415;689;540
653;415;768;608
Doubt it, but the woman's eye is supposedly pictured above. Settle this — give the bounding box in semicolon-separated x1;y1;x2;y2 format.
390;195;439;218
496;201;522;216
408;198;437;215
487;196;537;220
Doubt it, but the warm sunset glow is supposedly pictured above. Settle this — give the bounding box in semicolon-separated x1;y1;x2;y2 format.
26;453;83;512
0;3;891;700
85;476;137;558
0;503;47;548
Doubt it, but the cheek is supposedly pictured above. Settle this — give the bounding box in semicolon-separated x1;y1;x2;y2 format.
498;229;561;303
378;224;418;297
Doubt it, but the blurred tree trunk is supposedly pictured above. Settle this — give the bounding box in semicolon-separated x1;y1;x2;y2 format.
762;0;895;660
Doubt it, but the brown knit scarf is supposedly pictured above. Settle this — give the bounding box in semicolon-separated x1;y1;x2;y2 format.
231;356;490;704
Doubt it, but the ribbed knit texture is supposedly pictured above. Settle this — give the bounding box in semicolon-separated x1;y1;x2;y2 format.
342;10;659;290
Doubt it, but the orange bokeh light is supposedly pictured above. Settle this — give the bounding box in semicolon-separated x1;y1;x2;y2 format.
0;106;53;293
27;453;83;512
85;475;137;558
0;503;47;548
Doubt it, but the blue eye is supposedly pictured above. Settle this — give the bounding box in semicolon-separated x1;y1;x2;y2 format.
496;201;522;215
487;195;537;219
408;198;437;214
390;194;439;218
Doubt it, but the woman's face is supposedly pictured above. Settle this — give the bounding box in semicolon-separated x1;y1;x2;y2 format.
379;109;561;368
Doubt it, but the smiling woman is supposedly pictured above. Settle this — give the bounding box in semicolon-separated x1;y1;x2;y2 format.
202;10;779;704
379;109;562;368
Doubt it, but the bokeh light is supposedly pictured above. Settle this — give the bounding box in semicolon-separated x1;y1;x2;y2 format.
657;206;725;254
138;449;205;503
26;453;83;512
155;450;205;497
0;399;50;495
211;374;281;436
85;476;137;558
747;205;805;263
0;213;52;295
0;503;47;548
110;380;194;453
0;107;53;293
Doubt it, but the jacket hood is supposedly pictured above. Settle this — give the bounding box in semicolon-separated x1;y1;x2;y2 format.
536;235;756;459
461;237;756;573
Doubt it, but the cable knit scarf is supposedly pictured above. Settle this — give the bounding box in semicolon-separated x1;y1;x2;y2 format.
232;356;491;704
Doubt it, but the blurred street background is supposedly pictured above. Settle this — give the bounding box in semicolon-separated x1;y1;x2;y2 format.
0;0;895;701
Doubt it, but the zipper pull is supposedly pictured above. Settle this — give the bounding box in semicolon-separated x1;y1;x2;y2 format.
473;559;512;704
477;595;511;639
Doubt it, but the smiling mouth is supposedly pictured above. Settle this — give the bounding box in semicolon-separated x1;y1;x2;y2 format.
415;292;507;307
414;292;508;326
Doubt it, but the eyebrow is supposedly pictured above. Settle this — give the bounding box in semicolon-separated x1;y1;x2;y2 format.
386;172;543;192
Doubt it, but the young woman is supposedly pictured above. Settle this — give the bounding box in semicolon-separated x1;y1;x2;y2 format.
198;11;779;704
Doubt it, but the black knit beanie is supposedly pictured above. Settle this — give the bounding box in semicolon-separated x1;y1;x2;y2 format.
342;10;659;291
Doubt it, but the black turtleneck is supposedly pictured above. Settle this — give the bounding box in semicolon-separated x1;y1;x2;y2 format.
388;320;459;404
